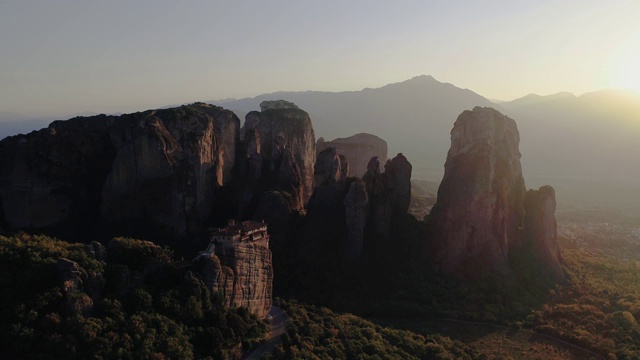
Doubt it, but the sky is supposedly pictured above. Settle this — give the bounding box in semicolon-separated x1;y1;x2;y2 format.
1;0;640;117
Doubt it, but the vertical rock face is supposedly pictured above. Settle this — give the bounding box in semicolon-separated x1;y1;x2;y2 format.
522;186;565;281
386;153;413;215
0;118;116;230
0;103;239;244
362;156;391;248
314;147;344;187
361;153;412;245
193;243;273;318
248;100;316;204
317;133;388;177
428;107;526;276
235;128;264;219
101;106;239;240
276;149;303;209
343;180;368;258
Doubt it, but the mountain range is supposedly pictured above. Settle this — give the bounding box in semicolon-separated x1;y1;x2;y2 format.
209;76;640;208
3;75;639;208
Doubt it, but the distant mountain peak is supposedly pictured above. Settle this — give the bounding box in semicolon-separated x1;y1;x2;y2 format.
408;74;436;82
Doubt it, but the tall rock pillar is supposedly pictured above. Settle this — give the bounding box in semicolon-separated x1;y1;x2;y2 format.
427;107;526;277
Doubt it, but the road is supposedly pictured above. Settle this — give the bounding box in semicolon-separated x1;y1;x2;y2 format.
244;306;288;360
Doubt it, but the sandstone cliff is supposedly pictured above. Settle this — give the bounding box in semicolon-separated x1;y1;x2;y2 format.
428;107;526;276
0;103;239;245
304;148;412;260
427;107;563;280
314;147;347;187
521;186;565;282
244;100;316;206
192;242;273;318
361;154;413;250
343;180;368;259
317;133;387;178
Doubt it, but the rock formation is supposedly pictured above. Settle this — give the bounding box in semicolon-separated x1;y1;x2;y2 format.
428;107;526;276
361;153;412;250
317;133;387;177
362;156;391;248
192;241;273;318
235;128;264;218
314;147;346;187
101;106;239;242
245;100;316;206
385;153;413;215
343;180;368;258
304;149;413;260
427;106;563;280
0;103;239;245
521;186;565;281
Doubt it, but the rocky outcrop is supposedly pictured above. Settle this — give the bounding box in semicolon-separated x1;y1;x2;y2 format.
0;118;117;231
427;106;564;281
521;186;565;281
427;107;526;277
314;147;345;187
276;149;303;208
385;154;413;215
101;106;239;242
246;101;315;205
235;129;264;218
317;133;387;177
0;103;240;245
343;180;368;258
193;243;273;318
362;156;391;249
360;153;412;252
304;149;413;260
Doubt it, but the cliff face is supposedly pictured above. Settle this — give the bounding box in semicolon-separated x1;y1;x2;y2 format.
101;106;239;241
304;148;412;260
0;103;280;318
427;106;564;281
343;180;368;259
234;100;314;217
521;186;565;282
317;133;387;178
193;243;273;318
361;154;413;254
314;147;346;187
0;103;239;244
0;117;117;231
427;107;526;276
246;100;316;206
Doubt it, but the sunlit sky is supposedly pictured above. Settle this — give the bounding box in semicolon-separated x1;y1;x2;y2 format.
1;0;639;117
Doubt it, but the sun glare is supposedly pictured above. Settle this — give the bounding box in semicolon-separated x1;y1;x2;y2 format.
610;34;640;94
